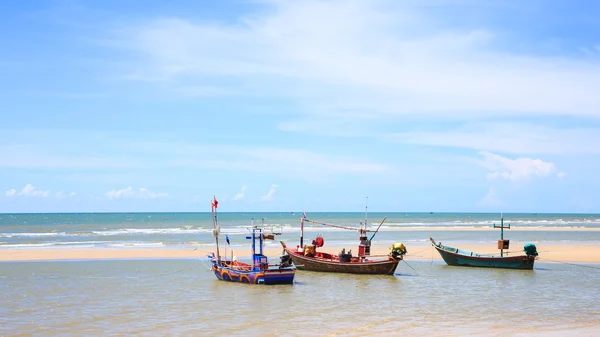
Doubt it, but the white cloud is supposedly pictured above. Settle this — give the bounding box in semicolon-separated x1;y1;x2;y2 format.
233;185;247;200
114;1;600;120
5;184;76;198
5;184;50;198
106;186;170;200
479;151;564;181
163;144;388;181
261;184;278;201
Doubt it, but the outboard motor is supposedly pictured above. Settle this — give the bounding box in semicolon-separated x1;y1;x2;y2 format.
339;248;352;262
524;243;538;257
279;254;293;268
390;243;407;259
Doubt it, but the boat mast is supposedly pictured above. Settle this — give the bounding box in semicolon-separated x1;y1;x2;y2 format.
251;218;255;256
300;211;305;248
364;196;368;233
493;213;510;257
212;196;221;264
500;217;504;257
260;218;265;255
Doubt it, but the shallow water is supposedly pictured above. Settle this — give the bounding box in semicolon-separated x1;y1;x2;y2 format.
2;259;599;336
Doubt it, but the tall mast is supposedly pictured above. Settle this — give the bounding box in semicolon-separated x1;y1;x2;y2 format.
493;213;510;257
251;218;255;256
212;196;221;264
364;196;368;233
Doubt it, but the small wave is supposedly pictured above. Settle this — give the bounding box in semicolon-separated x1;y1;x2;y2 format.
0;232;69;238
91;228;211;236
0;242;100;249
108;242;166;248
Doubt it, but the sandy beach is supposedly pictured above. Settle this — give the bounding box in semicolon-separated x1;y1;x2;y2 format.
2;242;599;264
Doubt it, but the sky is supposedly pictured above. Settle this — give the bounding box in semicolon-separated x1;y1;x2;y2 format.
1;0;600;213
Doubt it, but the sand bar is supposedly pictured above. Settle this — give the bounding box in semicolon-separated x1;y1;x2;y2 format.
1;242;599;263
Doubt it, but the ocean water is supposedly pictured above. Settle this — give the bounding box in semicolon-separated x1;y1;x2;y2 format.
2;212;600;251
2;212;600;335
1;259;599;336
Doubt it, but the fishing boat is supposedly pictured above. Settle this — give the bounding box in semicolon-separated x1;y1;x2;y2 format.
430;216;539;270
208;196;296;285
280;201;407;275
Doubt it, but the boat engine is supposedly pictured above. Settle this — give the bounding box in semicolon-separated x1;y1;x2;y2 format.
524;243;538;257
390;243;407;259
339;248;352;262
279;254;293;268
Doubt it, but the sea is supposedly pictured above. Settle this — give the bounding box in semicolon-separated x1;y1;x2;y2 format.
2;212;600;251
2;212;600;336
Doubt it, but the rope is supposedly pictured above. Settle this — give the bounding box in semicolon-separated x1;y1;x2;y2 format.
304;219;359;231
402;259;417;272
431;245;434;265
539;258;600;270
406;248;429;257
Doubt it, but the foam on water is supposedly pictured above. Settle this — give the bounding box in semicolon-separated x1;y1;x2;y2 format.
2;212;600;250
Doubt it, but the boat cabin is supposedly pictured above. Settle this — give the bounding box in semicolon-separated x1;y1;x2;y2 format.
253;254;269;271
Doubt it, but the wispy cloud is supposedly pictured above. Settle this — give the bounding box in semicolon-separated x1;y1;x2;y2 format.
1;135;388;181
478;151;564;181
112;1;600;120
385;123;600;155
233;185;247;201
261;184;278;201
105;186;169;200
153;143;389;181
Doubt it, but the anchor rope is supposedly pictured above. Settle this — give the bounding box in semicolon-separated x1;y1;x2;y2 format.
538;258;600;270
406;248;429;257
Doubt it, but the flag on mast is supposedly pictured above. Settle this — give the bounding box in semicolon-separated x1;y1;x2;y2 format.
211;196;219;212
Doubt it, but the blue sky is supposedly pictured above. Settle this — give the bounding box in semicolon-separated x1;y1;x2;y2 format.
1;0;600;213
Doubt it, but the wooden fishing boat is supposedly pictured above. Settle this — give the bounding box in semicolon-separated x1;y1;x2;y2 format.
208;196;296;285
281;241;401;275
281;202;407;275
430;216;538;270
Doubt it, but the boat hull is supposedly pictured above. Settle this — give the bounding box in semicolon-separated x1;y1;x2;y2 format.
212;263;295;285
433;245;536;270
284;247;399;275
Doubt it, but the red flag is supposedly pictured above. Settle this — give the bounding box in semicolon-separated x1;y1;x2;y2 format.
211;196;219;211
